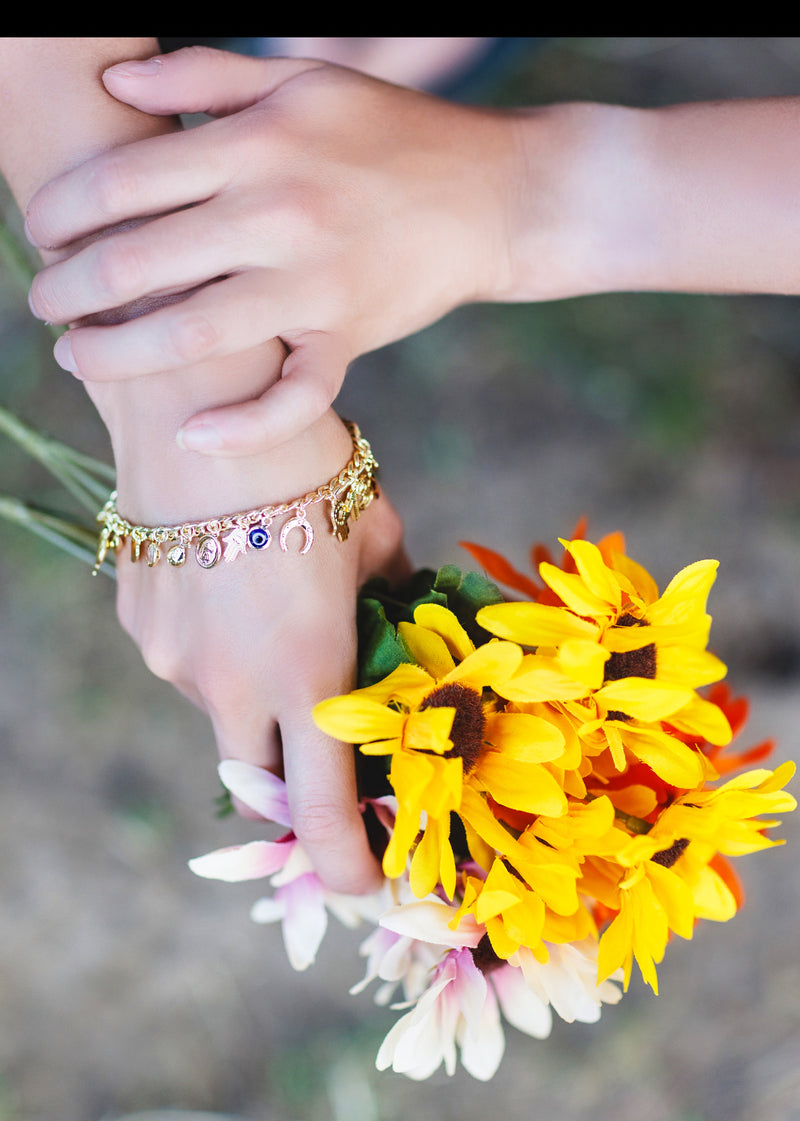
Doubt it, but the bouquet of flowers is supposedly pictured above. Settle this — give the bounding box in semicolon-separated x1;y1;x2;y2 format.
189;527;796;1081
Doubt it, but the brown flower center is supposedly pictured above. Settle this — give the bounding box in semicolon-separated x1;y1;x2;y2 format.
651;837;690;868
420;682;486;773
471;933;504;975
604;644;657;681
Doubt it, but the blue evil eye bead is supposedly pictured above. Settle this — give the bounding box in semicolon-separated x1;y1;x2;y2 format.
247;525;272;550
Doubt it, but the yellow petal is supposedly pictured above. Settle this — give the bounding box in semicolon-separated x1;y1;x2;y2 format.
483;712;566;762
539;563;616;618
397;622;455;680
410;817;456;899
619;725;705;788
558;639;609;690
595;678;694;721
648;862;695;940
690;861;738;922
610;550;660;605
656;645;727;689
412;603;474;662
355;662;433;707
403;707;455;755
475;755;568;816
597;908;633;990
313;695;405;743
646;560;718;626
477;602;599;647
667;695;733;746
495;655;591;703
563;539;623;610
445;640;522;690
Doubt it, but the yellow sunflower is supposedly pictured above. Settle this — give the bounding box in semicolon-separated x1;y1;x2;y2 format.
477;540;731;746
314;605;568;899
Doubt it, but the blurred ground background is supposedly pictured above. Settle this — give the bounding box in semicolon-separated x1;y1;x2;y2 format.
0;36;799;1121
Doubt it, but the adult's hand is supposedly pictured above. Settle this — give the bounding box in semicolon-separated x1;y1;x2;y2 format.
25;46;529;454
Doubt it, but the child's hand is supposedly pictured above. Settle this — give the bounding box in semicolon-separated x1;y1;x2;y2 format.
25;46;524;455
111;405;410;893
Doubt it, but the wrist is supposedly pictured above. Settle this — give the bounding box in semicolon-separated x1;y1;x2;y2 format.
87;342;354;525
501;101;656;301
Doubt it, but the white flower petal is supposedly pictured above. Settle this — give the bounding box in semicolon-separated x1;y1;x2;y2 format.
218;760;292;826
490;964;553;1040
271;840;314;886
379;899;483;949
249;896;286;925
458;983;506;1082
512;942;623;1025
377;968;453;1077
188;840;291;882
277;874;329;971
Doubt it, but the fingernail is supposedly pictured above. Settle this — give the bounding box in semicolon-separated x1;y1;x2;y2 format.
53;335;79;374
27;287;42;319
104;57;162;80
23;214;40;248
177;424;224;452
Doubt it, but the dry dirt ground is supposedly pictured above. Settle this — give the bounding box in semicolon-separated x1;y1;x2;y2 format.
1;38;799;1121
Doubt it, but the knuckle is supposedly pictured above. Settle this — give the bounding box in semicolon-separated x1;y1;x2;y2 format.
87;154;141;221
303;369;337;418
139;643;181;683
193;663;246;714
291;799;345;851
167;311;219;364
93;239;145;306
268;192;320;249
133;629;184;683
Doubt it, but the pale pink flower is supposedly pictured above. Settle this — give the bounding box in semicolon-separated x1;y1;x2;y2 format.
371;901;621;1080
511;940;623;1024
376;948;506;1081
189;761;387;971
352;895;482;1005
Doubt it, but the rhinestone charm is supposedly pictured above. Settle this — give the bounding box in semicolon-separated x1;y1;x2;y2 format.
167;543;187;567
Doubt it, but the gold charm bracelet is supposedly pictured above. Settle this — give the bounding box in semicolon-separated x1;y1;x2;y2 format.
93;421;378;574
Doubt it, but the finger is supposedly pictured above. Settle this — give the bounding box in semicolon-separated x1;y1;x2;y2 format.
103;46;324;119
177;332;349;455
280;708;383;895
25;120;236;251
211;712;284;823
29;198;246;325
52;266;324;379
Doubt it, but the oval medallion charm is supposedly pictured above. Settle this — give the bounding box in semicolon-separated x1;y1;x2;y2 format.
167;543;187;567
195;534;221;569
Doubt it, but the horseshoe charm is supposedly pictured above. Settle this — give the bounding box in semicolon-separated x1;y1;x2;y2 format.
279;511;314;554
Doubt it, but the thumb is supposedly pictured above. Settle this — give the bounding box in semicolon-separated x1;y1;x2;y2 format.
178;332;351;456
103;46;323;118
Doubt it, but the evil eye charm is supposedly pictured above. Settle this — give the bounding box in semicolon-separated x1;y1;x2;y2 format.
247;525;272;550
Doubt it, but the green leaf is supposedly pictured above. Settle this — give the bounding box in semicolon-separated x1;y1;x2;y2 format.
431;564;505;647
356;593;414;688
355;564;506;687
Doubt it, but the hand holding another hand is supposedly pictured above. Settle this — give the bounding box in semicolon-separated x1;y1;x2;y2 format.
26;46;523;455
